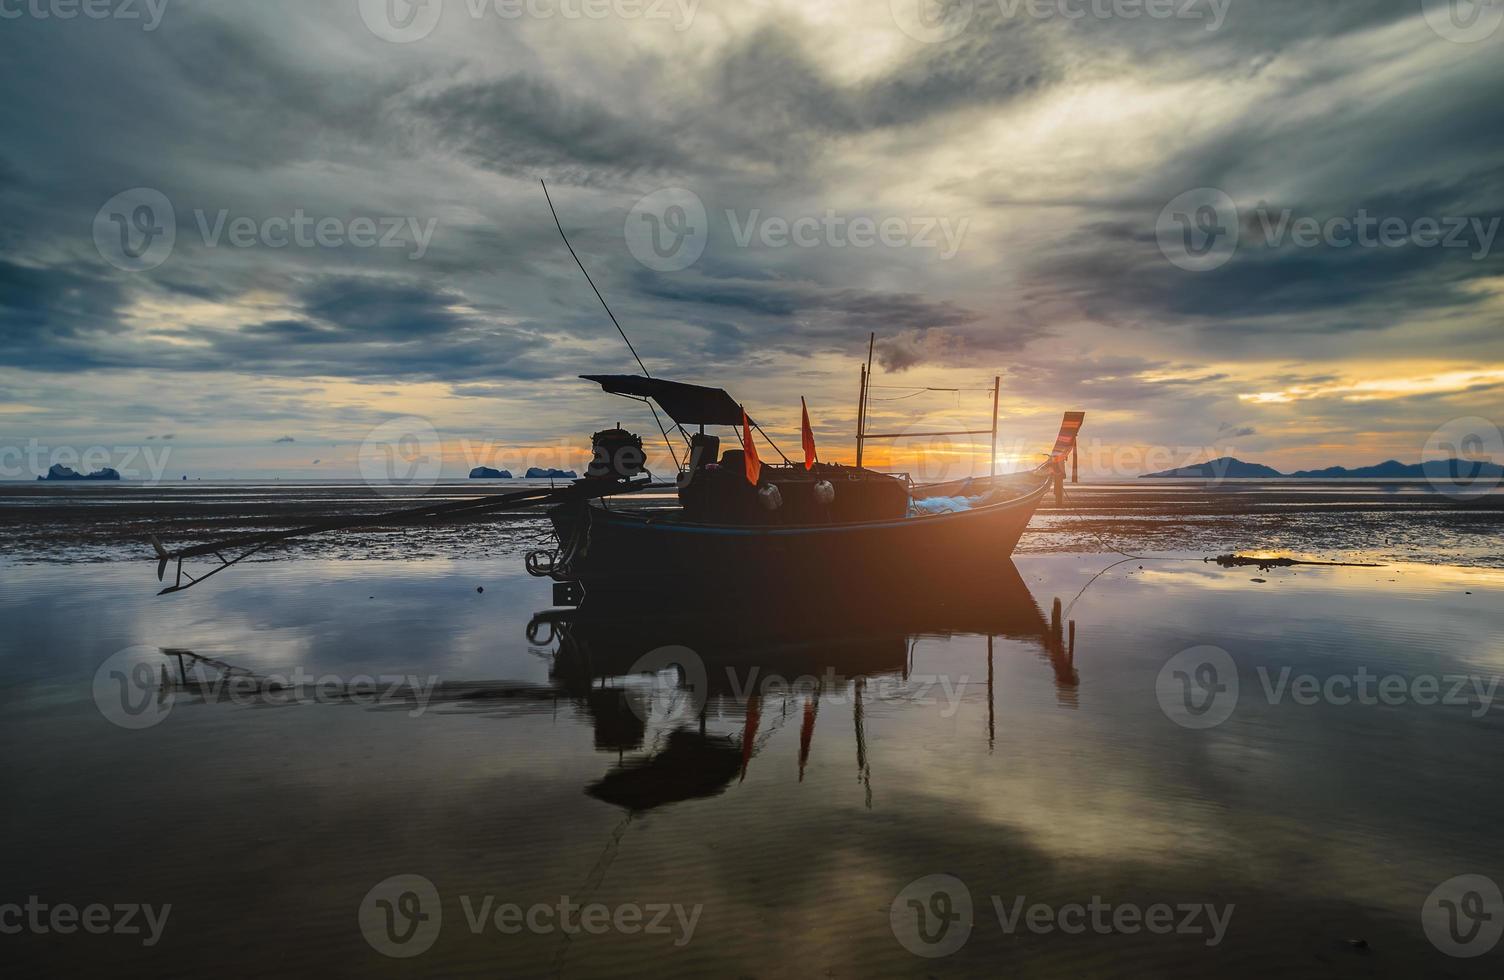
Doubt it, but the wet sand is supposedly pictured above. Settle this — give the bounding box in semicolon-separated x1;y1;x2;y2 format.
3;479;1502;566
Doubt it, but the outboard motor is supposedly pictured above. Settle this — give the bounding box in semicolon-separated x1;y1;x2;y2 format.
587;428;645;481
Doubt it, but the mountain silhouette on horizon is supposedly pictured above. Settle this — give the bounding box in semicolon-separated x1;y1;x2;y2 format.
1141;456;1504;479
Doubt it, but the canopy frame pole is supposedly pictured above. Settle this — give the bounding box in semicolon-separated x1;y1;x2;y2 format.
751;420;793;466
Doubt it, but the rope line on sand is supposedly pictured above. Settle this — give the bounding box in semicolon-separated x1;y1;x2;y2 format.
1061;540;1386;619
1060;538;1201;619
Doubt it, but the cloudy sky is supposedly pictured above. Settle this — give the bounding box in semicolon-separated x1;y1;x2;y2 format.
2;0;1501;480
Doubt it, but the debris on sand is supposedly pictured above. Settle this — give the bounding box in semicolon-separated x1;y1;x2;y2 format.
1210;554;1384;571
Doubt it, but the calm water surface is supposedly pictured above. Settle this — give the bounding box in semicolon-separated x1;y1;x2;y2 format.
3;550;1502;977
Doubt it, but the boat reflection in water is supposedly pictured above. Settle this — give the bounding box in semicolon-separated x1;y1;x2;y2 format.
154;559;1077;815
525;558;1079;813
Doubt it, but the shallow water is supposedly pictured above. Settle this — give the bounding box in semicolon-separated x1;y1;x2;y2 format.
3;545;1502;977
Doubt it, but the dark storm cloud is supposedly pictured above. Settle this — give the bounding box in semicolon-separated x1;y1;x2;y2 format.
631;271;976;329
298;278;473;339
0;0;1500;465
416;75;685;178
698;19;1052;147
413;15;1054;186
0;260;131;370
179;277;570;382
1036;167;1504;336
1017;14;1504;341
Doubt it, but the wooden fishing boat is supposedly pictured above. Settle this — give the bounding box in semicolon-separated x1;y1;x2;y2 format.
547;469;1051;593
531;373;1084;598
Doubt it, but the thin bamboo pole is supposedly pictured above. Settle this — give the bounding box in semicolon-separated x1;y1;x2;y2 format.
989;376;1000;478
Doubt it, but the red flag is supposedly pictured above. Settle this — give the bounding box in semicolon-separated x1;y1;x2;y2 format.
740;693;761;782
800;397;817;470
741;406;761;485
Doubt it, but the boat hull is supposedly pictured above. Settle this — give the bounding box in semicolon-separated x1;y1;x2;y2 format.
548;474;1050;596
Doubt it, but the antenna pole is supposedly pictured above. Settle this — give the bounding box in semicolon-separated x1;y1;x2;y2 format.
540;180;650;379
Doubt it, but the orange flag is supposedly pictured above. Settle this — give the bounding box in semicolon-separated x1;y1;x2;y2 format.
741;406;761;485
800;397;817;470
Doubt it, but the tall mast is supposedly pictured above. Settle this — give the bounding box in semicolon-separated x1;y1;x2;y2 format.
856;364;868;469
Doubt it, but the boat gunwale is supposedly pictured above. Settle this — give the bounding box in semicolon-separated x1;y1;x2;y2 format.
578;471;1051;536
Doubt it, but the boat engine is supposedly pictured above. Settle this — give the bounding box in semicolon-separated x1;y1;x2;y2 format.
587;427;645;481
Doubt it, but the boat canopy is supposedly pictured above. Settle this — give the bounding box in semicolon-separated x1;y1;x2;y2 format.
580;375;749;427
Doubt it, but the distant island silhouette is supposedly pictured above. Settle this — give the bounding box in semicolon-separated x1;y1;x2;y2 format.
1142;456;1504;479
38;463;120;481
468;466;578;479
